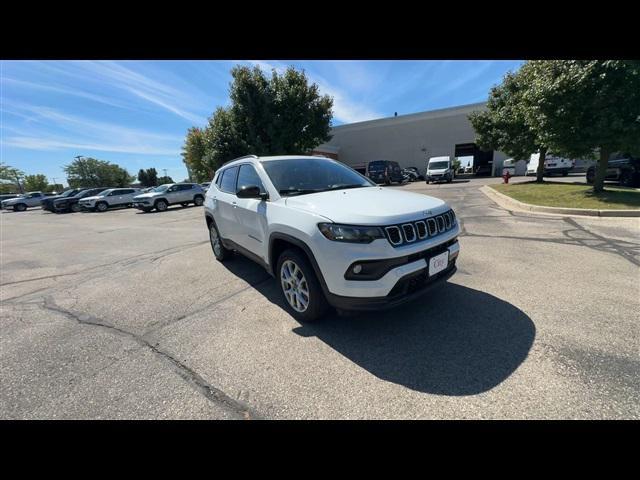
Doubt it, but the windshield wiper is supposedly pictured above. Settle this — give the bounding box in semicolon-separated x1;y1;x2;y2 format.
324;184;367;191
278;188;321;196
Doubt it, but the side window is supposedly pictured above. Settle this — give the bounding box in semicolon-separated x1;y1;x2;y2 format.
236;164;265;193
108;190;120;196
219;167;239;193
215;172;223;187
121;189;134;195
178;184;192;191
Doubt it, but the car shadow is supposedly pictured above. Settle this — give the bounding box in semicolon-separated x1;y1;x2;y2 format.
135;205;201;214
221;255;536;396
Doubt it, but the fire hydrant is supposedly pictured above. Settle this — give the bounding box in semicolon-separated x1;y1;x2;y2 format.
502;169;511;184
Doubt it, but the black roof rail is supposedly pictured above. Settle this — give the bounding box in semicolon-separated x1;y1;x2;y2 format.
221;154;258;166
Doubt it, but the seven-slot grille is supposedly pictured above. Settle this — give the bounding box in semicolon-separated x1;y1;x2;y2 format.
384;210;456;247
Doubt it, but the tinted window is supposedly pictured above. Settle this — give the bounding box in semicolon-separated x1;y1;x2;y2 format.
236;164;265;193
219;167;239;193
178;184;193;191
109;190;124;196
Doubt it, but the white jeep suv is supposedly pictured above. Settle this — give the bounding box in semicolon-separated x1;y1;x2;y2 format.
204;155;460;322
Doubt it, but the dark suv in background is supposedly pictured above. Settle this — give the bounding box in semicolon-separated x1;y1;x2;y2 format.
367;160;405;185
586;153;640;187
53;187;108;213
41;188;83;211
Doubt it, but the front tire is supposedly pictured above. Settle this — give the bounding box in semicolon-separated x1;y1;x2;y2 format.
277;249;329;322
13;203;27;212
155;199;168;212
96;202;108;212
209;221;231;261
71;203;81;213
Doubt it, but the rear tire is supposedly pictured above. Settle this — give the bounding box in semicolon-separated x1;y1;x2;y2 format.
194;195;204;206
276;249;329;323
209;221;232;262
155;199;168;212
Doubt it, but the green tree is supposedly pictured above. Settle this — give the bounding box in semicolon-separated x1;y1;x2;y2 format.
137;168;159;187
521;60;640;192
64;157;134;188
0;163;25;193
137;169;149;187
23;174;49;191
157;176;174;184
46;183;64;194
181;127;209;183
183;65;333;182
469;68;550;183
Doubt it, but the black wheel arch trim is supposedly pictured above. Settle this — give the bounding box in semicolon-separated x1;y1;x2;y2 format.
268;232;330;295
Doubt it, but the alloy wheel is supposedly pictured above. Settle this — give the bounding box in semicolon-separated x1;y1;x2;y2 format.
280;260;309;313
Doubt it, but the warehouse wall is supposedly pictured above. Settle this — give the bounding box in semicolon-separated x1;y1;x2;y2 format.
318;103;508;176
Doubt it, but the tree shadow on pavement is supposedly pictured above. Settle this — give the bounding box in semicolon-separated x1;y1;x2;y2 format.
222;255;536;396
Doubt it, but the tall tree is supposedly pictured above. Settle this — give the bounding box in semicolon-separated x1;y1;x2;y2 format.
469;69;550;183
0;163;25;193
181;127;208;183
522;60;640;192
145;168;158;187
23;174;49;191
182;65;333;182
137;169;149;187
64;157;133;188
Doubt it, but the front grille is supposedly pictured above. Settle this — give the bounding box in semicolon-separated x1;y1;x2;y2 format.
383;210;457;247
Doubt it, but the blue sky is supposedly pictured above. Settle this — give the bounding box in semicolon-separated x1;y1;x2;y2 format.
1;60;523;185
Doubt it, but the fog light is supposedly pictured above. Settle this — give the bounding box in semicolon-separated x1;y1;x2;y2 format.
352;264;363;274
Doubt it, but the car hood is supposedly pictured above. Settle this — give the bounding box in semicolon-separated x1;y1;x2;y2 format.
284;187;448;225
80;195;103;202
2;197;24;205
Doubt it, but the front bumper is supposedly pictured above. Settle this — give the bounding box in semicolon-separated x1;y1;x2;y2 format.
132;201;152;210
326;262;457;311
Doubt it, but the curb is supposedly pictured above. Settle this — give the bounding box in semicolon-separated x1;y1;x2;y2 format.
481;185;640;218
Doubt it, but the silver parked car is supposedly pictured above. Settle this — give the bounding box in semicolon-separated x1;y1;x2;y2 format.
78;188;142;212
132;183;205;212
1;191;46;211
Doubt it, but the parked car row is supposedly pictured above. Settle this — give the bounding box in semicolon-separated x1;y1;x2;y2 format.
1;183;212;213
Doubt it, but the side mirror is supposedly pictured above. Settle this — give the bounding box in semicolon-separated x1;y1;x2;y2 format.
237;185;268;200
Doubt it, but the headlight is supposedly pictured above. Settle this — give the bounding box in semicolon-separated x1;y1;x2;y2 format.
318;223;385;243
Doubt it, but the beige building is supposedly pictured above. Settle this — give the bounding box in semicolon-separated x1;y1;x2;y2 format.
312;102;508;176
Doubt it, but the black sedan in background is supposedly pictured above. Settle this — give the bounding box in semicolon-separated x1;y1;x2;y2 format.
41;188;83;211
53;188;108;213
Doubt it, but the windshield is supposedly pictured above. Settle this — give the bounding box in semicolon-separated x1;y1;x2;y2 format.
152;185;170;193
428;161;449;170
262;158;374;196
60;189;77;197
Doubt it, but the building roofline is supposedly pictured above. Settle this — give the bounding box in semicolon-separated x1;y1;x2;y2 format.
330;101;488;132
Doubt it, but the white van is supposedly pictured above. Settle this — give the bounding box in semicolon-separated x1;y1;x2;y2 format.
426;156;454;183
526;153;575;176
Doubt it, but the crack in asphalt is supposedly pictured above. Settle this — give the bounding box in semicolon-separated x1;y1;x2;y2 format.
143;274;274;336
38;296;260;420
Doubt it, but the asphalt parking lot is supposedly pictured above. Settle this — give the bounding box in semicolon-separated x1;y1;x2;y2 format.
1;178;639;419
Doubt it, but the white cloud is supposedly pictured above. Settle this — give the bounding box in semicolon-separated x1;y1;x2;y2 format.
242;60;383;124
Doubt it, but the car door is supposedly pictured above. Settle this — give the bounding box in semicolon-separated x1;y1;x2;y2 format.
164;185;181;205
178;184;194;202
213;166;240;241
232;163;269;255
120;189;137;205
107;189;125;206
